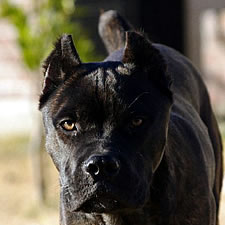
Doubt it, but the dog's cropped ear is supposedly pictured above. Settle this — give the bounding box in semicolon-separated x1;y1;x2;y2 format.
39;34;81;109
122;31;172;96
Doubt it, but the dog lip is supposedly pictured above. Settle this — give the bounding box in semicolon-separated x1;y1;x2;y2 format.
72;193;122;214
69;182;123;213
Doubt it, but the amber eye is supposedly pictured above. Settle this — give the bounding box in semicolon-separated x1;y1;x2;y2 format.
60;120;77;131
131;118;144;127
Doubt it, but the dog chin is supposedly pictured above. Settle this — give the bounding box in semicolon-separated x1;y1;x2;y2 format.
74;196;122;213
69;190;125;213
64;182;144;214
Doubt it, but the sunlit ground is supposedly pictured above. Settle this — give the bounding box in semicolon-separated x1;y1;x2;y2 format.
0;136;59;225
0;125;224;225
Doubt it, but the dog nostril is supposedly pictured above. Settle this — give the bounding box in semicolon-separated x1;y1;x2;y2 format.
86;163;100;176
104;158;120;176
84;155;120;179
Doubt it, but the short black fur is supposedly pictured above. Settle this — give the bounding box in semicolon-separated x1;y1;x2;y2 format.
39;10;223;225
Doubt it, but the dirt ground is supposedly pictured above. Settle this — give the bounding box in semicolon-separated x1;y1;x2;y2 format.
0;135;225;225
0;136;59;225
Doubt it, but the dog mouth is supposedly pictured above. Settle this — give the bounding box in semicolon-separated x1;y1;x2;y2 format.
64;181;129;213
75;194;121;213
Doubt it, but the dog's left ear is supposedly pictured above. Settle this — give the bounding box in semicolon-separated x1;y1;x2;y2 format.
39;34;81;109
122;31;172;95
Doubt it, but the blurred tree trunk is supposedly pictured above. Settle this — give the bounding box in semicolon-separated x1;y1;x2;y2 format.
28;110;46;203
28;71;46;204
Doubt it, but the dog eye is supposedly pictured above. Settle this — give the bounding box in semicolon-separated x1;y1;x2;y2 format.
60;120;77;132
131;118;144;127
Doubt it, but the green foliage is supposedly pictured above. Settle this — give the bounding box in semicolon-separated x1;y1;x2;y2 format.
0;0;100;71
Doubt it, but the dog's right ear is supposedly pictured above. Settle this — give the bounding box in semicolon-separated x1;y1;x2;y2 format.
39;34;81;109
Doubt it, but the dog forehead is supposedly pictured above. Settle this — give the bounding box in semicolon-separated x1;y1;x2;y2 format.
49;61;152;118
85;65;118;89
50;63;126;114
68;62;133;97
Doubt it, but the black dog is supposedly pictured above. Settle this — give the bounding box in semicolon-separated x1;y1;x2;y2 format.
39;10;223;225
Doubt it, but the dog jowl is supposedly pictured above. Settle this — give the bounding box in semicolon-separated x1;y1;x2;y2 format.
39;10;223;225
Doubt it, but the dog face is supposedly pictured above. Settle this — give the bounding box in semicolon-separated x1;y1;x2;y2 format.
40;32;172;214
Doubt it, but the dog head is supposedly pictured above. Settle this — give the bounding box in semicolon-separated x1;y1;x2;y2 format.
39;32;172;214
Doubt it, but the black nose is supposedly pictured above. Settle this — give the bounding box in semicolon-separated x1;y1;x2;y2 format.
83;155;120;179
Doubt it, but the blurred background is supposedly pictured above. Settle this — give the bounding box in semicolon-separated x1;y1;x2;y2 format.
0;0;224;224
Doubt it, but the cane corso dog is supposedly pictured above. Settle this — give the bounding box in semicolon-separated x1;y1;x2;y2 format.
39;10;223;225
